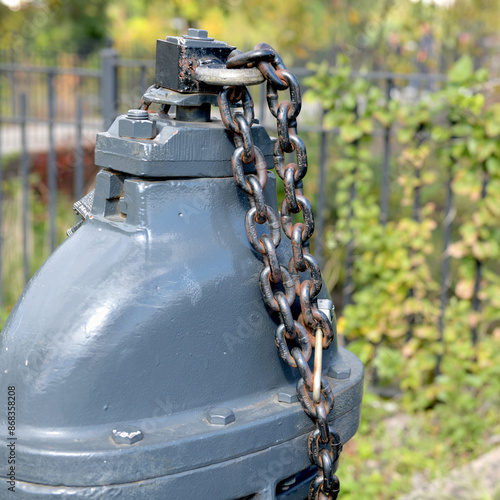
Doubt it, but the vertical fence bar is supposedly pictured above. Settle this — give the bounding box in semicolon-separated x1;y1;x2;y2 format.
259;82;266;127
342;105;358;310
406;125;425;342
47;72;57;252
315;109;328;268
140;64;148;94
0;65;5;309
471;261;483;345
412;126;426;221
101;48;119;130
20;93;30;285
342;178;356;309
413;175;422;221
0;92;3;309
9;48;17;118
75;95;84;202
436;164;454;373
471;168;489;345
380;77;393;227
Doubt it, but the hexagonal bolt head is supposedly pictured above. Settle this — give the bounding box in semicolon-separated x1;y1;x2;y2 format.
118;111;156;139
186;28;210;39
278;386;299;404
111;427;144;445
328;363;351;380
205;407;235;425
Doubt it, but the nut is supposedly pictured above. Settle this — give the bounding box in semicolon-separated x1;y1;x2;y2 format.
205;407;235;425
328;363;351;380
111;427;143;445
118;111;156;139
278;386;299;404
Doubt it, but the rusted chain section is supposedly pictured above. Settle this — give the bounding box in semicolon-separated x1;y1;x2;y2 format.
219;44;342;500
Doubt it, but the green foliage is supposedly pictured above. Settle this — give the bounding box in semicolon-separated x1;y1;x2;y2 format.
2;0;499;73
1;0;111;55
340;373;500;499
305;55;500;415
305;63;500;496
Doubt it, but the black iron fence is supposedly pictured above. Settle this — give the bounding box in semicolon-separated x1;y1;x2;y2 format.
0;49;447;317
0;49;158;306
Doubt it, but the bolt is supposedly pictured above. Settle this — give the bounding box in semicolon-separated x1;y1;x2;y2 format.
127;109;149;120
278;386;299;404
119;111;156;139
111;427;143;445
187;28;209;39
328;363;351;380
205;407;235;425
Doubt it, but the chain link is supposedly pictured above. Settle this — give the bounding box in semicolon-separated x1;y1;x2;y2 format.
219;45;343;499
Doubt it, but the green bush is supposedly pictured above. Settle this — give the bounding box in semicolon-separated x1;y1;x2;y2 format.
306;55;500;411
305;56;500;498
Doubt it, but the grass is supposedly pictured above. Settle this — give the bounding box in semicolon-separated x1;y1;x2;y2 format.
340;388;500;499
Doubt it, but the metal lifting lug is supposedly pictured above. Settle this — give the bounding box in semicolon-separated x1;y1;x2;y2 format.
155;28;264;94
155;28;236;94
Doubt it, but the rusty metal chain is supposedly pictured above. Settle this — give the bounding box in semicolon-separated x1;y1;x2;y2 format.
218;44;342;499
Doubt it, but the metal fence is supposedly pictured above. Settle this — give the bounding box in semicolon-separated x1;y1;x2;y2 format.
0;49;449;318
0;49;159;307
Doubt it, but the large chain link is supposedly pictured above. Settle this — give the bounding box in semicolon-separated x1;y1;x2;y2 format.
219;43;342;499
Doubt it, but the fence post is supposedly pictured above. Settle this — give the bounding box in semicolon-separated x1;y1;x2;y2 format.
315;109;328;269
405;123;426;342
47;71;57;252
0;93;3;308
471;167;489;345
341;103;359;311
74;96;84;202
20;93;30;286
100;48;119;130
380;77;393;227
436;161;454;374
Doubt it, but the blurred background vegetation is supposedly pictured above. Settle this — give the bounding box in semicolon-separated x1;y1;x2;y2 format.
1;0;500;498
0;0;499;69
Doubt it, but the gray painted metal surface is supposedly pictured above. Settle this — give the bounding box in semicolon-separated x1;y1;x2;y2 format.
0;77;363;498
95;114;275;178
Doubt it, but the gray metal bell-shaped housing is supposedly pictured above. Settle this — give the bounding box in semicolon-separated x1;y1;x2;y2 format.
0;108;363;498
